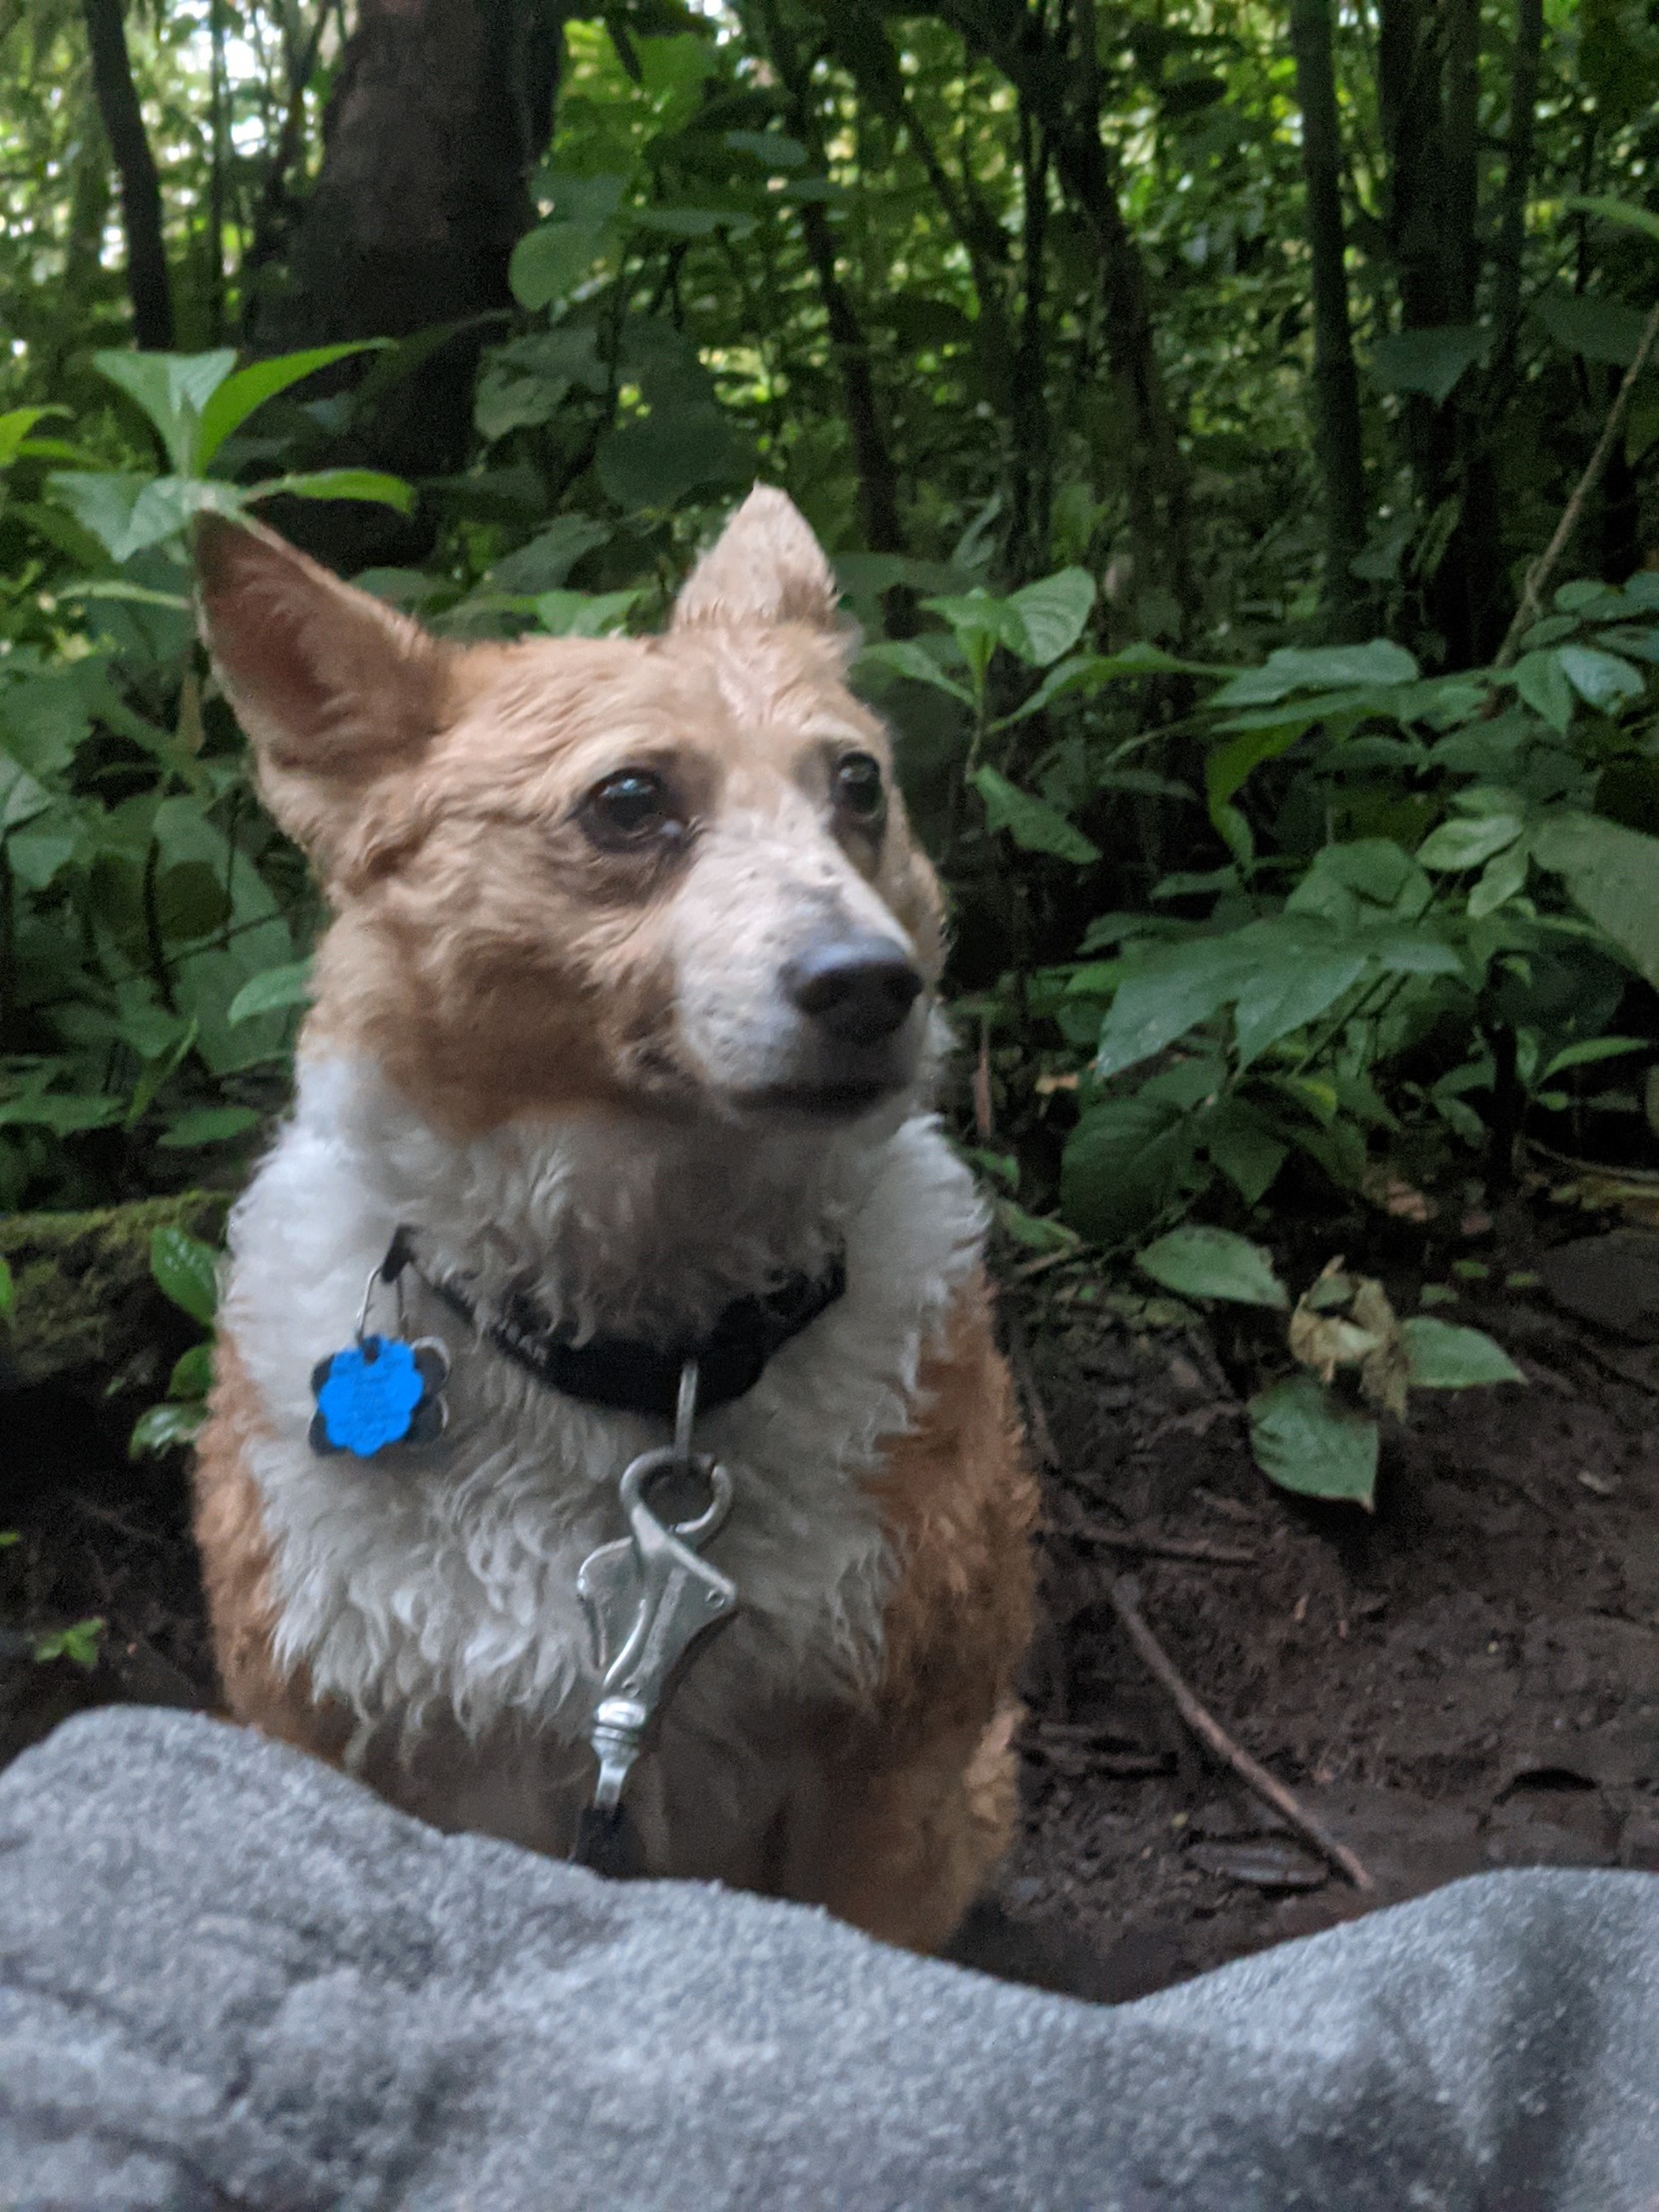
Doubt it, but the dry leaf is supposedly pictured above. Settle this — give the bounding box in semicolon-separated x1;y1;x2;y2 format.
1288;1263;1409;1416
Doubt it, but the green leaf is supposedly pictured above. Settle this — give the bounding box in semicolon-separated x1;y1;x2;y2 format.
534;588;642;637
629;205;756;239
595;404;749;510
1210;640;1419;708
1005;568;1096;666
1204;721;1309;835
34;1616;106;1668
130;1403;207;1459
1248;1373;1380;1508
856;641;975;704
1402;1316;1525;1388
1557;644;1645;710
1467;839;1530;919
196;343;384;468
1368;323;1487;406
487;516;614;594
168;1343;215;1400
1532;810;1659;989
46;472;211;563
1136;1226;1288;1309
0;1091;125;1132
1059;1099;1196;1244
1542;1036;1649;1078
509;220;611;310
0;1253;12;1320
973;766;1099;864
158;1106;259;1149
1532;289;1654;368
723;129;809;167
1512;649;1575;734
1095;934;1258;1080
226;958;313;1025
92;348;237;472
149;1226;219;1327
0;405;68;467
1563;195;1659;250
1417;812;1523;870
1199;1102;1289;1205
249;469;414;514
1232;947;1369;1068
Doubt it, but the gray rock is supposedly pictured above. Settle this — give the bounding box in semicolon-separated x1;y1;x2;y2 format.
1;1707;1658;2209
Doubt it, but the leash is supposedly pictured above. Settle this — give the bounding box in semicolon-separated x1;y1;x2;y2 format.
569;1358;738;1878
307;1228;846;1877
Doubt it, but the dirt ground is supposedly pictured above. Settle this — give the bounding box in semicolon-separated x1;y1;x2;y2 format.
4;1183;1657;2006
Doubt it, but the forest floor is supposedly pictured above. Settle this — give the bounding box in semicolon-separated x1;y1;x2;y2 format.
4;1178;1658;2006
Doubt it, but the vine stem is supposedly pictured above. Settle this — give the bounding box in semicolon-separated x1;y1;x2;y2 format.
1494;292;1659;668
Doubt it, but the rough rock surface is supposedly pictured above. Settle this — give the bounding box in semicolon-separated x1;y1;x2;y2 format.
1;1707;1657;2210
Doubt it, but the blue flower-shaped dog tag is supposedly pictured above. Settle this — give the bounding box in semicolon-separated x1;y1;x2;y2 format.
309;1334;450;1459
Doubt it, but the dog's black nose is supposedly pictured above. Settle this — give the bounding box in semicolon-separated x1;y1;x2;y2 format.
783;934;923;1044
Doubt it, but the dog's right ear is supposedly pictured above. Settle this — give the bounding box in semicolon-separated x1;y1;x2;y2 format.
196;515;450;867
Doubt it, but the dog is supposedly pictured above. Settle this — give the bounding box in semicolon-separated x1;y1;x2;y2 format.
191;488;1037;1953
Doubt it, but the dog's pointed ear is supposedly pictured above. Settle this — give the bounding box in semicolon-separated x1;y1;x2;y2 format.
671;486;842;632
196;515;451;866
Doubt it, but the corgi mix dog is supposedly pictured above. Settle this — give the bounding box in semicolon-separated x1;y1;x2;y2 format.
191;489;1036;1952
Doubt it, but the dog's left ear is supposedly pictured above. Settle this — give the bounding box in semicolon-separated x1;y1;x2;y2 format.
196;514;451;872
671;485;841;632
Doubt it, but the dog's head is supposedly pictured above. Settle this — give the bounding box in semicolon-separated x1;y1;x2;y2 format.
197;490;944;1138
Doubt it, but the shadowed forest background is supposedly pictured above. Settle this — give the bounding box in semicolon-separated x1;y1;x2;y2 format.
6;0;1659;1988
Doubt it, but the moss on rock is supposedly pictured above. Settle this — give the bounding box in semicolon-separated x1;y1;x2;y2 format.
0;1193;228;1398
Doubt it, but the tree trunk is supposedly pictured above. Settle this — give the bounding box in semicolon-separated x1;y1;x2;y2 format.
81;0;175;351
1290;0;1368;634
1377;0;1503;663
1490;0;1545;358
253;0;562;566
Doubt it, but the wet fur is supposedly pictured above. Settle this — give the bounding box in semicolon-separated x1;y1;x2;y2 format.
192;490;1037;1951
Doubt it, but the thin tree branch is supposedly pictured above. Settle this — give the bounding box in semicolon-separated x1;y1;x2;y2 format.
1494;293;1659;665
752;0;906;553
241;1;328;298
1109;1575;1376;1891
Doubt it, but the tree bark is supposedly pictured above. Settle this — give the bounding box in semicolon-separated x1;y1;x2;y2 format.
1490;0;1545;356
1377;0;1504;663
1290;0;1368;632
82;0;175;351
253;0;562;564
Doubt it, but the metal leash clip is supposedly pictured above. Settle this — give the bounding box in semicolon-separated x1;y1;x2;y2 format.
573;1361;739;1876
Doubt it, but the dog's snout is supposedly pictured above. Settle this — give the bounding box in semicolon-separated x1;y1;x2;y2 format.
782;933;923;1044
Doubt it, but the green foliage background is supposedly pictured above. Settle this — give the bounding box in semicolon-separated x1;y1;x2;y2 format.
5;0;1659;1283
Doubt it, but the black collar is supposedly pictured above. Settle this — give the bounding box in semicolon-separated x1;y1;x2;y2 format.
383;1227;847;1422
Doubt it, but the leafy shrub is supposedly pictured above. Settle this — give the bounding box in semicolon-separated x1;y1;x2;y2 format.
874;572;1659;1247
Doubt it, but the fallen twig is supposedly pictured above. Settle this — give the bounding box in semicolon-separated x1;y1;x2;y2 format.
1107;1573;1375;1892
1059;1519;1258;1567
1495;292;1659;666
1009;1245;1079;1283
1004;1312;1060;1470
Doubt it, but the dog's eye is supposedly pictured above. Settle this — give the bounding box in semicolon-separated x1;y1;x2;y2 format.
834;752;885;823
580;768;684;851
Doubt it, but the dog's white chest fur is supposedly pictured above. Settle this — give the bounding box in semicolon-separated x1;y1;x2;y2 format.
224;1057;985;1764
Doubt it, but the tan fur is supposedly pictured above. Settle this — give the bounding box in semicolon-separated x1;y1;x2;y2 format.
194;1341;351;1758
192;490;1035;1949
801;1274;1037;1949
